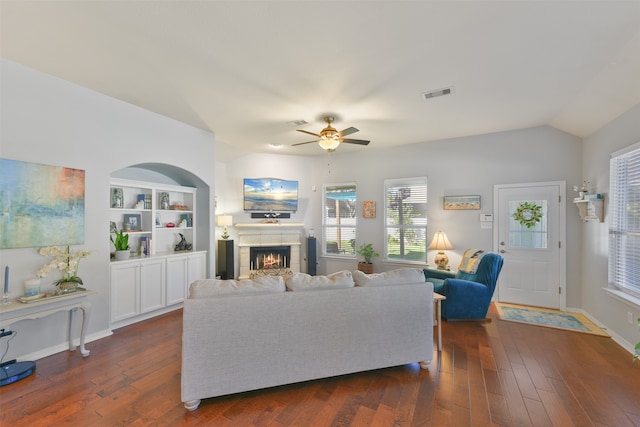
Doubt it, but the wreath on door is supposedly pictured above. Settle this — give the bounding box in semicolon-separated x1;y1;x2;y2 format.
513;201;542;228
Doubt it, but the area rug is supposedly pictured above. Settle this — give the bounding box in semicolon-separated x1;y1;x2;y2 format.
495;303;609;337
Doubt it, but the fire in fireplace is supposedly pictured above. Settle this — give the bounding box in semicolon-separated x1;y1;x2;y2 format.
250;246;291;270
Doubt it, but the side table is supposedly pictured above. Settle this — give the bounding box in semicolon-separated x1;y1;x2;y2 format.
0;289;95;356
433;292;446;351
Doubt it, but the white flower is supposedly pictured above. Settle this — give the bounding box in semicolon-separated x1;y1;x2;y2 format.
37;245;92;285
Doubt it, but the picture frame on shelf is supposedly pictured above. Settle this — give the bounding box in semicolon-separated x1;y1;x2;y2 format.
443;195;481;210
123;213;142;231
158;192;170;210
111;187;123;208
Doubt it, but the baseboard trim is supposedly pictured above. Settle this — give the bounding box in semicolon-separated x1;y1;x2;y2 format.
16;329;113;362
567;306;634;355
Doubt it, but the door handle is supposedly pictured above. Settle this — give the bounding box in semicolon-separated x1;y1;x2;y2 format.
500;249;507;253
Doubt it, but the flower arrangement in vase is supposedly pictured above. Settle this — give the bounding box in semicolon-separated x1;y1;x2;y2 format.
572;180;590;199
36;245;92;293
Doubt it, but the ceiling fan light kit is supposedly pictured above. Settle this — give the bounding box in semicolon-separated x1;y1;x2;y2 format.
293;115;370;152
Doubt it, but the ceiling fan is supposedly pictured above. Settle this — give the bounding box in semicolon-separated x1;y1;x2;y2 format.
292;116;370;152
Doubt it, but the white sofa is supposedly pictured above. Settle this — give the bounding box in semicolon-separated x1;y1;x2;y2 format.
181;268;434;410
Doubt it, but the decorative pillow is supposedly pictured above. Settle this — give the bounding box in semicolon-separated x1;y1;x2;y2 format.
189;275;285;299
285;270;355;291
353;268;425;287
458;248;486;274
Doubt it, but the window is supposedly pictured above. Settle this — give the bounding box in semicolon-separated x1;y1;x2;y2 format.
609;141;640;299
384;177;428;262
323;183;356;256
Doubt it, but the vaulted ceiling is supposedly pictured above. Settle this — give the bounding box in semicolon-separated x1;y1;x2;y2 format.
2;1;640;157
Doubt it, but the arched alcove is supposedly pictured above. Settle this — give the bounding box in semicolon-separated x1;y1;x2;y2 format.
111;162;211;257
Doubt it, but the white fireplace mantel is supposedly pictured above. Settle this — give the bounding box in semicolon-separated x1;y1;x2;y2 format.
235;223;306;279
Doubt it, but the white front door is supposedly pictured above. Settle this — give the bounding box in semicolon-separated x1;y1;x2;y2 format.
494;182;566;309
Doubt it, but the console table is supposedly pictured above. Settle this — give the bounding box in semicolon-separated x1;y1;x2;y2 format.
0;289;95;357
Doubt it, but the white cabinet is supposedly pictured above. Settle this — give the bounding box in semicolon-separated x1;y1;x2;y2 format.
166;256;187;306
110;258;167;324
166;251;206;305
140;258;166;313
109;178;207;329
110;261;139;323
110;252;206;328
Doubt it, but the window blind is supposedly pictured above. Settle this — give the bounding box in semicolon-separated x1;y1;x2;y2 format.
323;184;357;256
609;141;640;297
384;177;428;262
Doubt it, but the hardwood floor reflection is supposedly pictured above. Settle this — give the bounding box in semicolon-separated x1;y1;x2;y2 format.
1;304;638;426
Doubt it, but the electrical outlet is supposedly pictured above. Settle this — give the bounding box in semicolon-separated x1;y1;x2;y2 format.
628;312;634;324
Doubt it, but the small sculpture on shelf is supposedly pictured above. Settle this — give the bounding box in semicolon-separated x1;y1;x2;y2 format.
175;233;192;252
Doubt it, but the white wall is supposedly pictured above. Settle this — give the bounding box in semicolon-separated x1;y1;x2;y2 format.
0;59;215;360
225;126;584;307
217;152;316;275
311;127;584;304
582;103;640;350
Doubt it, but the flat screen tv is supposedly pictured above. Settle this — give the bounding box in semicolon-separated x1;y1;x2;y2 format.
243;178;298;212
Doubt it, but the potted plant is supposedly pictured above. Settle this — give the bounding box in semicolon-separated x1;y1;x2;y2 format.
111;225;130;260
36;245;92;293
356;243;379;274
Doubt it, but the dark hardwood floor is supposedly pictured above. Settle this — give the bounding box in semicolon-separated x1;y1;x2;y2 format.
1;304;638;426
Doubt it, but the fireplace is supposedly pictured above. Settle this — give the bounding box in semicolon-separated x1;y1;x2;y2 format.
250;245;291;270
235;223;305;279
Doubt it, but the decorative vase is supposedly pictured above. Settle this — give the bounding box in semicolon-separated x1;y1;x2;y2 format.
358;262;374;274
115;250;130;261
58;281;79;293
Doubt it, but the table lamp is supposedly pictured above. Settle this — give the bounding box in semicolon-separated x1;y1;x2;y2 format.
429;231;453;270
217;215;233;240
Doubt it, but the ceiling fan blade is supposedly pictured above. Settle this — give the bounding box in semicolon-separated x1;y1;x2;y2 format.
339;127;359;137
342;138;370;145
296;129;321;137
292;140;320;147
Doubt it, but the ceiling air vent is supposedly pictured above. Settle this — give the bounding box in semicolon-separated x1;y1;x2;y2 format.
422;86;455;100
287;119;308;127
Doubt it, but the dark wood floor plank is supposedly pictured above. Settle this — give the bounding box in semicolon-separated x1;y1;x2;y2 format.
1;305;639;427
498;369;532;426
547;377;595;427
523;397;553;427
537;388;575;427
512;362;540;402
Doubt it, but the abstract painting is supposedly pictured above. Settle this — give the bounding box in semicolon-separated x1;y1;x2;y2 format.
0;159;85;248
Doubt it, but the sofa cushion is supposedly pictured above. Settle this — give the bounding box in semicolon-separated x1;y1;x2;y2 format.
189;275;285;299
285;270;355;291
353;268;425;287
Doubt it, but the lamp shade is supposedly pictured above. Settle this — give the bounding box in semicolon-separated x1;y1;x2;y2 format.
319;138;340;151
428;231;453;250
216;215;233;227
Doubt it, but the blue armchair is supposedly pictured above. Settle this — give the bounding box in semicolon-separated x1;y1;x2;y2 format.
424;250;503;320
